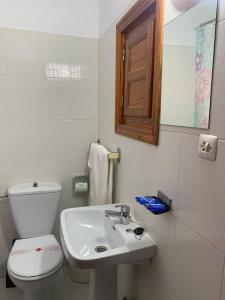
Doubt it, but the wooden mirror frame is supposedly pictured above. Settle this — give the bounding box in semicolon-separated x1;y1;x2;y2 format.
115;0;164;145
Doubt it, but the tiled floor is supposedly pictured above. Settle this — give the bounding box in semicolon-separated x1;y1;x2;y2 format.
0;270;89;300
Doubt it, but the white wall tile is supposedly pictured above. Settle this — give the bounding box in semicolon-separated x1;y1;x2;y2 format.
137;266;175;300
114;172;142;207
0;76;37;119
115;138;153;193
98;73;115;124
178;135;225;253
218;0;225;22
0;161;35;193
70;80;97;120
0;120;37;163
221;271;225;300
37;32;70;77
36;78;72;120
37;32;70;64
2;29;38;76
174;220;224;300
68;37;98;79
115;131;180;214
71;156;89;176
0;29;4;58
209;20;225;139
36;78;98;121
32;159;71;188
146;131;180;213
132;198;176;290
0;30;5;76
71;120;97;157
98;24;116;78
34;121;71;161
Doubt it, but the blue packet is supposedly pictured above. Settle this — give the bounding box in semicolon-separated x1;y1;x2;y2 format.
135;196;161;205
146;202;170;214
135;196;170;215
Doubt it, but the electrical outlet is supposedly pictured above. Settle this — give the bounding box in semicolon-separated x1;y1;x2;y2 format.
198;134;218;161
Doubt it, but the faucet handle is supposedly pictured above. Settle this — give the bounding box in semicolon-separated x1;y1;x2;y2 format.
115;204;130;216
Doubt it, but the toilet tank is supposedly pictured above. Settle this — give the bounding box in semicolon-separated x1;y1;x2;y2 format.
8;182;62;238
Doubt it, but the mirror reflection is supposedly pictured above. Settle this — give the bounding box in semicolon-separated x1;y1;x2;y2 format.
161;0;217;128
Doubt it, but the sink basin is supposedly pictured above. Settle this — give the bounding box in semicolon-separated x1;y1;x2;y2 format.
60;204;156;300
60;204;156;269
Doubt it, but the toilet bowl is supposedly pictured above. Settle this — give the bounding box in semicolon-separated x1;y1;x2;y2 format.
8;235;63;300
7;182;63;300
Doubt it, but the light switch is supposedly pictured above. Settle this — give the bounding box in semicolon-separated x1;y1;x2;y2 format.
198;134;218;161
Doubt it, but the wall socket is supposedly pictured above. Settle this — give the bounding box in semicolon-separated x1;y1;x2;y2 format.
198;134;218;161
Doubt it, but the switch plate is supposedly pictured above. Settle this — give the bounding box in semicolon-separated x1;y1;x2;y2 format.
198;134;218;161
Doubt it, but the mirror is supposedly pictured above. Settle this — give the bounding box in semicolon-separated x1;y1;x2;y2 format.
161;0;218;128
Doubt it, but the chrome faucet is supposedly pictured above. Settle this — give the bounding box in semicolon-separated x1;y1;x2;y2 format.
105;204;130;225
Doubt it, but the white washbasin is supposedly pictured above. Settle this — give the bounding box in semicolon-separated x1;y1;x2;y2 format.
60;204;156;269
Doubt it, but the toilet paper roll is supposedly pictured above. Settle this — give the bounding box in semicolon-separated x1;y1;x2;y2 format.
74;182;88;193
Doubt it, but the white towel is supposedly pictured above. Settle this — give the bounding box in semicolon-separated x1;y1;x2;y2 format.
88;143;113;206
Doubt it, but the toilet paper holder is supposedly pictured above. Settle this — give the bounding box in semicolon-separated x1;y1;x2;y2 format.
72;176;89;193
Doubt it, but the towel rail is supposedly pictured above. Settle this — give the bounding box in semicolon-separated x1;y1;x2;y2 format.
97;139;121;163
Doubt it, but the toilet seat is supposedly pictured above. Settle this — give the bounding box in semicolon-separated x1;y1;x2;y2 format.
8;234;63;281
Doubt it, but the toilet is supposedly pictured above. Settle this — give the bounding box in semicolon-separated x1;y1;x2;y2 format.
7;182;64;300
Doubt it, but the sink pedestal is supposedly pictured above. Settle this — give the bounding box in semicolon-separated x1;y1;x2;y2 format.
88;266;117;300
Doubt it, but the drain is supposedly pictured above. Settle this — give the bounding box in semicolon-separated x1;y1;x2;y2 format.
95;246;108;253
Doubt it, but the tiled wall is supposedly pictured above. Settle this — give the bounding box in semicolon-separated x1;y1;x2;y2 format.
0;28;98;277
98;0;225;299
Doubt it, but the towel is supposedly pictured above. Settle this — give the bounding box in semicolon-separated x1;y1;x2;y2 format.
88;143;113;206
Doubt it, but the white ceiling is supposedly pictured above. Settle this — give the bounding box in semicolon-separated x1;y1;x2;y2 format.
0;0;99;38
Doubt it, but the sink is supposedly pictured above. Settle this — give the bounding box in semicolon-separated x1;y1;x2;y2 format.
60;204;156;300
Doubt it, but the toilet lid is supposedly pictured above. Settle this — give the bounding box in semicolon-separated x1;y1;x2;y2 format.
8;235;63;278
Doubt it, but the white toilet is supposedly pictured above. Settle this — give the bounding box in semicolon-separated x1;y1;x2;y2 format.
7;182;64;300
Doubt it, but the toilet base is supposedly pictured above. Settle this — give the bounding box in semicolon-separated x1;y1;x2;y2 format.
8;266;62;300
